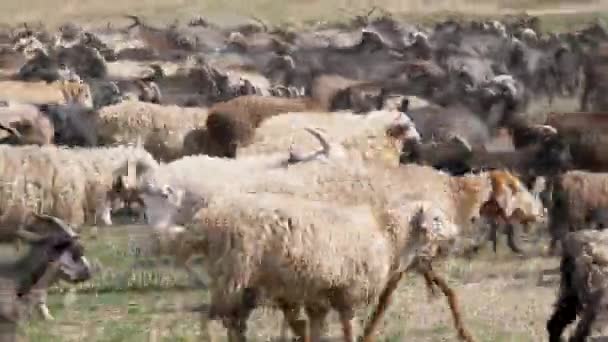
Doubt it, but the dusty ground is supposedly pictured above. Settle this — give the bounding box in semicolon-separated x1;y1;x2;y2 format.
17;224;563;342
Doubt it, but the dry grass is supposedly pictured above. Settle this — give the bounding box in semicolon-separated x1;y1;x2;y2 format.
1;0;607;29
17;224;566;341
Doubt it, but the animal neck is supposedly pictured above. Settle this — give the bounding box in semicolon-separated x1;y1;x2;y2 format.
449;173;493;228
1;244;54;297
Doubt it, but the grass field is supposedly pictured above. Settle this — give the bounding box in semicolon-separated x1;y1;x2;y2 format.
14;224;562;342
1;0;608;31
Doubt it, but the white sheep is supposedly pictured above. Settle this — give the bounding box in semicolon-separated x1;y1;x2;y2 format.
95;101;209;161
0;144;157;228
157;192;467;342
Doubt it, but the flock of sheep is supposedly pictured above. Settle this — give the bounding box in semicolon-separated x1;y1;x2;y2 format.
2;8;608;341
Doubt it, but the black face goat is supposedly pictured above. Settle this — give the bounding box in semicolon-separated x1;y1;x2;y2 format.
0;214;91;326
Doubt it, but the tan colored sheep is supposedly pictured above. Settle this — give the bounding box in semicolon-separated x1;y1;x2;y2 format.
124;127;545;248
0;80;93;108
0;102;54;145
95;101;209;162
0;144;157;228
237;110;420;167
156;192;466;342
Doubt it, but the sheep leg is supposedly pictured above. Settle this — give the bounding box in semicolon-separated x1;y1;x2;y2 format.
547;292;579;342
277;301;306;342
422;270;438;298
425;268;475;342
30;285;53;321
305;305;329;342
568;300;598;342
338;310;356;342
360;271;405;342
490;222;499;253
505;223;525;255
224;312;251;342
94;199;113;226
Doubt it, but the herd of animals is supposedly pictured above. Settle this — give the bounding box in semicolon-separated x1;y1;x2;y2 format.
2;9;608;342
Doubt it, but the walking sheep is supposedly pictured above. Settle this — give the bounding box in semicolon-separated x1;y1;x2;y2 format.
95;101;209;161
157;192;466;342
121;127;545;255
0;144;157;229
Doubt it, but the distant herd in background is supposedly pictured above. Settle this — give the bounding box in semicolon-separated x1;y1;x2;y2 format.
1;9;608;341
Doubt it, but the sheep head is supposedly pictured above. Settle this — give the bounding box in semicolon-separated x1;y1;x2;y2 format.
483;170;546;225
59;80;94;109
399;203;460;272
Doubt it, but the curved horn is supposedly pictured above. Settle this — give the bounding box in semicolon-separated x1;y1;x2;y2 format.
249;16;268;32
14;228;45;243
303;127;330;157
285;127;333;165
124;15;141;31
33;213;77;237
0;123;22;141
